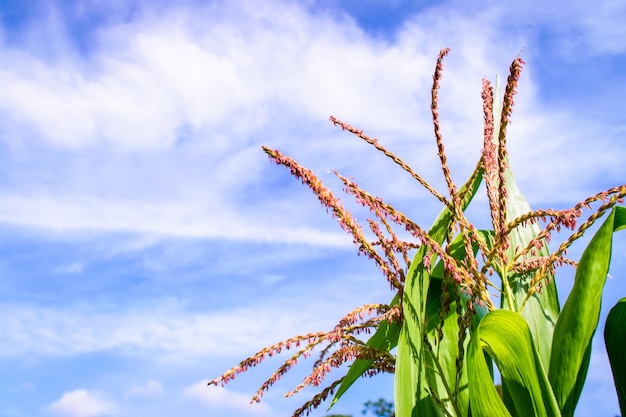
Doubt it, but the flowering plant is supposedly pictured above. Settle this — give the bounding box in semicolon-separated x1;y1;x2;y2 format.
210;49;626;417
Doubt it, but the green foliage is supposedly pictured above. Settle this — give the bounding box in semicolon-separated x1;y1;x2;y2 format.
210;50;626;417
605;297;626;415
324;398;395;417
468;310;560;417
549;208;625;416
363;398;394;417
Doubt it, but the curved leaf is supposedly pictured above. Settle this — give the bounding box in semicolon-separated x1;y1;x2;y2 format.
395;164;485;417
328;293;401;409
395;244;441;417
330;159;485;413
502;171;560;368
549;207;626;417
605;297;626;416
493;74;560;368
328;235;485;413
468;310;561;417
422;230;493;417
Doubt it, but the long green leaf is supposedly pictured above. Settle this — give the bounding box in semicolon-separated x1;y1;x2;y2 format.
502;171;561;368
330;159;485;412
329;276;441;411
395;165;485;417
549;207;626;417
422;231;492;417
467;310;561;417
424;298;467;417
395;244;441;417
327;293;401;409
492;74;560;368
605;297;626;416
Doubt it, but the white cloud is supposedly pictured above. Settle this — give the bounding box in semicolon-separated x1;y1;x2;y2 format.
1;0;409;149
47;389;117;417
54;261;86;275
0;0;619;242
0;0;492;236
183;381;271;415
0;3;623;417
0;297;356;361
0;194;352;245
123;380;164;399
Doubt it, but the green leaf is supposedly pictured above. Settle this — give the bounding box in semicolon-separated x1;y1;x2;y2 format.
395;246;441;417
424;298;467;417
422;231;493;417
467;310;561;417
549;207;626;417
395;165;485;417
605;297;626;416
502;171;561;368
330;157;485;413
615;205;626;232
328;294;401;409
492;73;560;368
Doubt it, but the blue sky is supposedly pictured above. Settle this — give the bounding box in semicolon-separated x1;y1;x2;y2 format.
0;0;625;416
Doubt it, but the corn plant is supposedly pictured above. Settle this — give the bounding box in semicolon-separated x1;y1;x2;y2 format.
209;49;626;417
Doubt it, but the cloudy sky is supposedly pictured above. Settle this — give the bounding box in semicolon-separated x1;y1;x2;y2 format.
0;0;625;416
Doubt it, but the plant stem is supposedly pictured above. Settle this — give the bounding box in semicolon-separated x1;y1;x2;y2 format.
424;335;463;417
500;262;517;311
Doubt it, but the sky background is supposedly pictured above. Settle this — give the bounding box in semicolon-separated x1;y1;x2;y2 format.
0;0;625;416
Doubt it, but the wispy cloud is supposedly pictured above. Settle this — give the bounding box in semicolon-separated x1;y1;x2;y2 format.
0;0;593;241
0;2;624;417
0;194;352;244
0;0;621;245
0;297;358;361
123;380;164;399
46;389;118;417
183;381;271;415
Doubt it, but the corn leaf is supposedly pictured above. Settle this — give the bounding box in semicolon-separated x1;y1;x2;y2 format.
492;74;560;368
395;244;442;417
327;293;401;410
330;158;485;413
327;245;477;412
605;297;626;416
467;309;561;417
395;165;485;417
422;230;492;417
549;207;626;417
424;299;468;417
502;171;561;368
